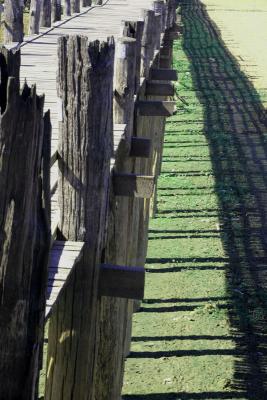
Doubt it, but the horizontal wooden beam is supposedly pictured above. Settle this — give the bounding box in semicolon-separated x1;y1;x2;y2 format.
164;31;180;40
150;68;178;81
137;101;176;117
113;173;155;198
46;240;85;318
145;81;175;96
99;264;145;300
130;137;151;158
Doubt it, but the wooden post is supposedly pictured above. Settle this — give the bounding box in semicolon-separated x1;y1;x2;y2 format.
92;33;138;400
3;0;24;43
29;0;42;34
0;48;51;399
40;0;52;27
71;0;80;13
140;9;154;78
121;20;144;93
114;37;136;142
45;35;114;400
51;0;61;22
82;0;92;6
63;0;71;16
153;0;165;32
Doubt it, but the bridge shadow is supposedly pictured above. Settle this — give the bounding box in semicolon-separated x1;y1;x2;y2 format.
124;0;267;399
177;0;267;398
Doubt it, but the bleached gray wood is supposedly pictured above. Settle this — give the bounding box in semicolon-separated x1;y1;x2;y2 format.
45;35;114;400
3;0;23;43
40;0;52;26
46;241;84;318
114;36;136;141
29;0;42;34
0;49;50;399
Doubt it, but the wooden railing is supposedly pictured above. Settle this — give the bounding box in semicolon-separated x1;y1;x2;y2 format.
1;0;111;43
0;0;180;398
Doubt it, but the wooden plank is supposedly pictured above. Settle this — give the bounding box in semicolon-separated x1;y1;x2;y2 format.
145;81;175;96
99;264;145;300
137;100;176;117
113;173;155;198
150;68;178;81
46;240;84;318
130;137;151;158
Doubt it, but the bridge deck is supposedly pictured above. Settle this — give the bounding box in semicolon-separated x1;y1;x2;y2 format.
15;0;156;313
20;0;153;158
16;0;154;238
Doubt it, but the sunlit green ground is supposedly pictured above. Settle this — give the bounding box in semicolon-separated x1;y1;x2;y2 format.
122;1;267;399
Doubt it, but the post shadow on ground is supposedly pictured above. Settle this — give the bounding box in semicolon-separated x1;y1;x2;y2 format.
123;0;267;399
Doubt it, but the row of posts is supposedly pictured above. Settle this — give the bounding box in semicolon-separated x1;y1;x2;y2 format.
1;0;104;43
0;0;178;399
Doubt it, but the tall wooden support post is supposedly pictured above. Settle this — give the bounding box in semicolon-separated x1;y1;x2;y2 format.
64;0;71;16
154;0;166;33
29;0;42;34
140;9;155;78
3;0;23;43
41;0;52;27
92;37;137;400
45;36;114;400
121;20;144;93
114;37;136;142
51;0;61;22
82;0;92;8
71;0;80;14
134;6;158;273
0;48;51;399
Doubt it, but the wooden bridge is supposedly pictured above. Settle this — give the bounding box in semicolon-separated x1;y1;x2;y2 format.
0;0;179;398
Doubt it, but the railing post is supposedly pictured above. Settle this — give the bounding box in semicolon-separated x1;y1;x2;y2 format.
140;9;155;78
45;35;114;400
114;37;137;142
92;36;138;400
3;0;24;43
63;0;71;16
71;0;80;13
51;0;61;22
29;0;42;34
0;48;51;399
82;0;92;7
40;0;52;27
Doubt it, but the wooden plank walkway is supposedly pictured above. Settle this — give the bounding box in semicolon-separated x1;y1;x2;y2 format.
15;0;154;235
11;0;155;314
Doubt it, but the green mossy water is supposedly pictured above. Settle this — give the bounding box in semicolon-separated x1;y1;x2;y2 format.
122;1;267;399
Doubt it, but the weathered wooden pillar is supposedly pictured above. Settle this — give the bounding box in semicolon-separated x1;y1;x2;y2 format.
92;36;137;400
3;0;24;43
0;48;51;400
40;0;52;27
114;37;136;142
29;0;42;34
45;35;114;400
63;0;71;16
121;20;144;93
71;0;79;13
82;0;92;7
51;0;61;22
140;9;155;78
